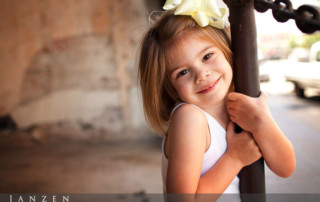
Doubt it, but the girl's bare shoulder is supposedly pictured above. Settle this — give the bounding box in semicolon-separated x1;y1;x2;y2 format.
169;104;207;127
166;104;208;157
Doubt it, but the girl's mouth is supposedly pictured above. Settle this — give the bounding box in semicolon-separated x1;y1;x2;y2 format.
197;77;221;94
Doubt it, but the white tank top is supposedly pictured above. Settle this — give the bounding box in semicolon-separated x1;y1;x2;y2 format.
161;103;240;196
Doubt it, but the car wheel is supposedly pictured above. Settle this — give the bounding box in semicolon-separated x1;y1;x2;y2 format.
294;83;305;98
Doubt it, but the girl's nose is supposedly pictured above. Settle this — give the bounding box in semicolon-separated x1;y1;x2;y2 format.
196;68;210;83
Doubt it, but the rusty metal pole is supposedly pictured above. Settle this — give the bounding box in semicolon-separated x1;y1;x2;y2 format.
224;0;266;201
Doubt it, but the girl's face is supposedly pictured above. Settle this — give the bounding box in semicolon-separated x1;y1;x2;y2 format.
167;34;233;109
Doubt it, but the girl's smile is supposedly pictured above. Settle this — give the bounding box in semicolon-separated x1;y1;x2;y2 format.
197;76;221;94
167;33;233;111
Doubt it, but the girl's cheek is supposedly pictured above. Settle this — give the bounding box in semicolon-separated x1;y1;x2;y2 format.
176;83;188;94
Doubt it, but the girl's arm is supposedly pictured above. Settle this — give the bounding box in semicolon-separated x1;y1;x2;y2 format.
197;121;262;193
227;92;296;178
165;104;262;197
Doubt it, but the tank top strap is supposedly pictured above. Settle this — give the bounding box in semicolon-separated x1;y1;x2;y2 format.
168;102;210;128
170;102;185;117
165;102;208;158
170;102;208;116
170;103;226;136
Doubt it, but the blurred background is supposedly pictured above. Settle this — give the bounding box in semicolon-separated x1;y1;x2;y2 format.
0;0;319;195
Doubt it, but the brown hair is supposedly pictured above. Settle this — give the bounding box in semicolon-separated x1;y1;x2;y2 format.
138;11;232;136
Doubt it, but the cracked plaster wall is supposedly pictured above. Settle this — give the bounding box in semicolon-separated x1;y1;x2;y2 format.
0;0;161;140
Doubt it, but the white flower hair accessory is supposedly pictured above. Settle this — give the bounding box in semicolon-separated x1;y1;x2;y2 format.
163;0;230;29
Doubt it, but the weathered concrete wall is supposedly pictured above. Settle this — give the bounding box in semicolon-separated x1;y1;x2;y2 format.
0;0;161;141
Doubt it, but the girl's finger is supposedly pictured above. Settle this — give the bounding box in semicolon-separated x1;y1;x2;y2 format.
227;100;236;108
227;92;238;101
227;108;237;116
229;115;237;123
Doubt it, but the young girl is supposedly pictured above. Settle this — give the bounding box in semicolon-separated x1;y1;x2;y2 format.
138;1;295;199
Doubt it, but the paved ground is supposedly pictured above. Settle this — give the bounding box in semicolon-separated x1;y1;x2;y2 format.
0;138;163;194
0;78;320;195
264;92;320;193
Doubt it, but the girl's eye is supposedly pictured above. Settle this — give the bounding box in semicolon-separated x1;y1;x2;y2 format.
177;69;189;78
202;53;213;62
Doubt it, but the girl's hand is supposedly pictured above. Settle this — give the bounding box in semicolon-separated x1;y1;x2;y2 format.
227;91;272;134
225;122;262;168
227;92;296;178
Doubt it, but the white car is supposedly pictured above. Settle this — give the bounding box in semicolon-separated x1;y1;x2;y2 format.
285;42;320;97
